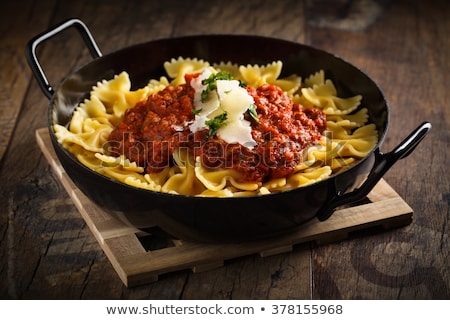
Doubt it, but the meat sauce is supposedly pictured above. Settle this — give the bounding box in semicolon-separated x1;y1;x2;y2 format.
107;74;327;183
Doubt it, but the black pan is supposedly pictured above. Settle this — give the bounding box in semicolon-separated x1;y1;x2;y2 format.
26;19;431;242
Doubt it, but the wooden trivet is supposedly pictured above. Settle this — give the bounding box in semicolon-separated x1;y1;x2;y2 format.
36;128;414;287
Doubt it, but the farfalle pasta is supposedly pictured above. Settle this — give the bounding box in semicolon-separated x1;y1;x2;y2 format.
54;57;378;197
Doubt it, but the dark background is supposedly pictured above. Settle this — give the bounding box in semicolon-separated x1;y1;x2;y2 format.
0;0;449;299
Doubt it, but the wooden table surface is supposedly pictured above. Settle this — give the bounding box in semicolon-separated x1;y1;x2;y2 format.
1;0;449;299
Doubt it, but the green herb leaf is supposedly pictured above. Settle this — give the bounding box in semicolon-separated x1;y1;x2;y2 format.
200;71;234;102
192;108;203;115
247;104;259;123
238;80;247;87
205;112;228;137
201;89;210;102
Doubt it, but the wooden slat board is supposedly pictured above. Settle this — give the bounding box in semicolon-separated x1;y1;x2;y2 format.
35;128;413;287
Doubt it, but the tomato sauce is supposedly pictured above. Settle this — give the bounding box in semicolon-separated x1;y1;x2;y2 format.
107;74;326;183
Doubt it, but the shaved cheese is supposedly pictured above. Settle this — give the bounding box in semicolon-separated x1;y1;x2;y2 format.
189;70;257;149
217;119;255;148
190;69;220;117
215;80;256;148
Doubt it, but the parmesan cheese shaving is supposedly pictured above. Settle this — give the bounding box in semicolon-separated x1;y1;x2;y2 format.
189;70;257;149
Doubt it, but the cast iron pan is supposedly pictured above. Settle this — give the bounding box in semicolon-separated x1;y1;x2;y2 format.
26;19;431;242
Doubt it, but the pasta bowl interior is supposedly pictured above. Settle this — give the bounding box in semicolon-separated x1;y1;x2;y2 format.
27;19;430;242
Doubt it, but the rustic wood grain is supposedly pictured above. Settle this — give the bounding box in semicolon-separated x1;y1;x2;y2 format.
35;128;416;288
0;0;57;161
306;0;450;299
0;0;449;299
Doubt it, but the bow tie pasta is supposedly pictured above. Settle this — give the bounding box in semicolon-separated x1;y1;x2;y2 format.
54;57;377;197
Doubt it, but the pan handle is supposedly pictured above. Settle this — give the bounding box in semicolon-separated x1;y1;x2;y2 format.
316;121;431;221
25;18;102;99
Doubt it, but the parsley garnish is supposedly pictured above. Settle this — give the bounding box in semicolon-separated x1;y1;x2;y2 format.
192;108;203;115
238;80;247;87
247;104;259;123
205;112;228;137
201;71;234;102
